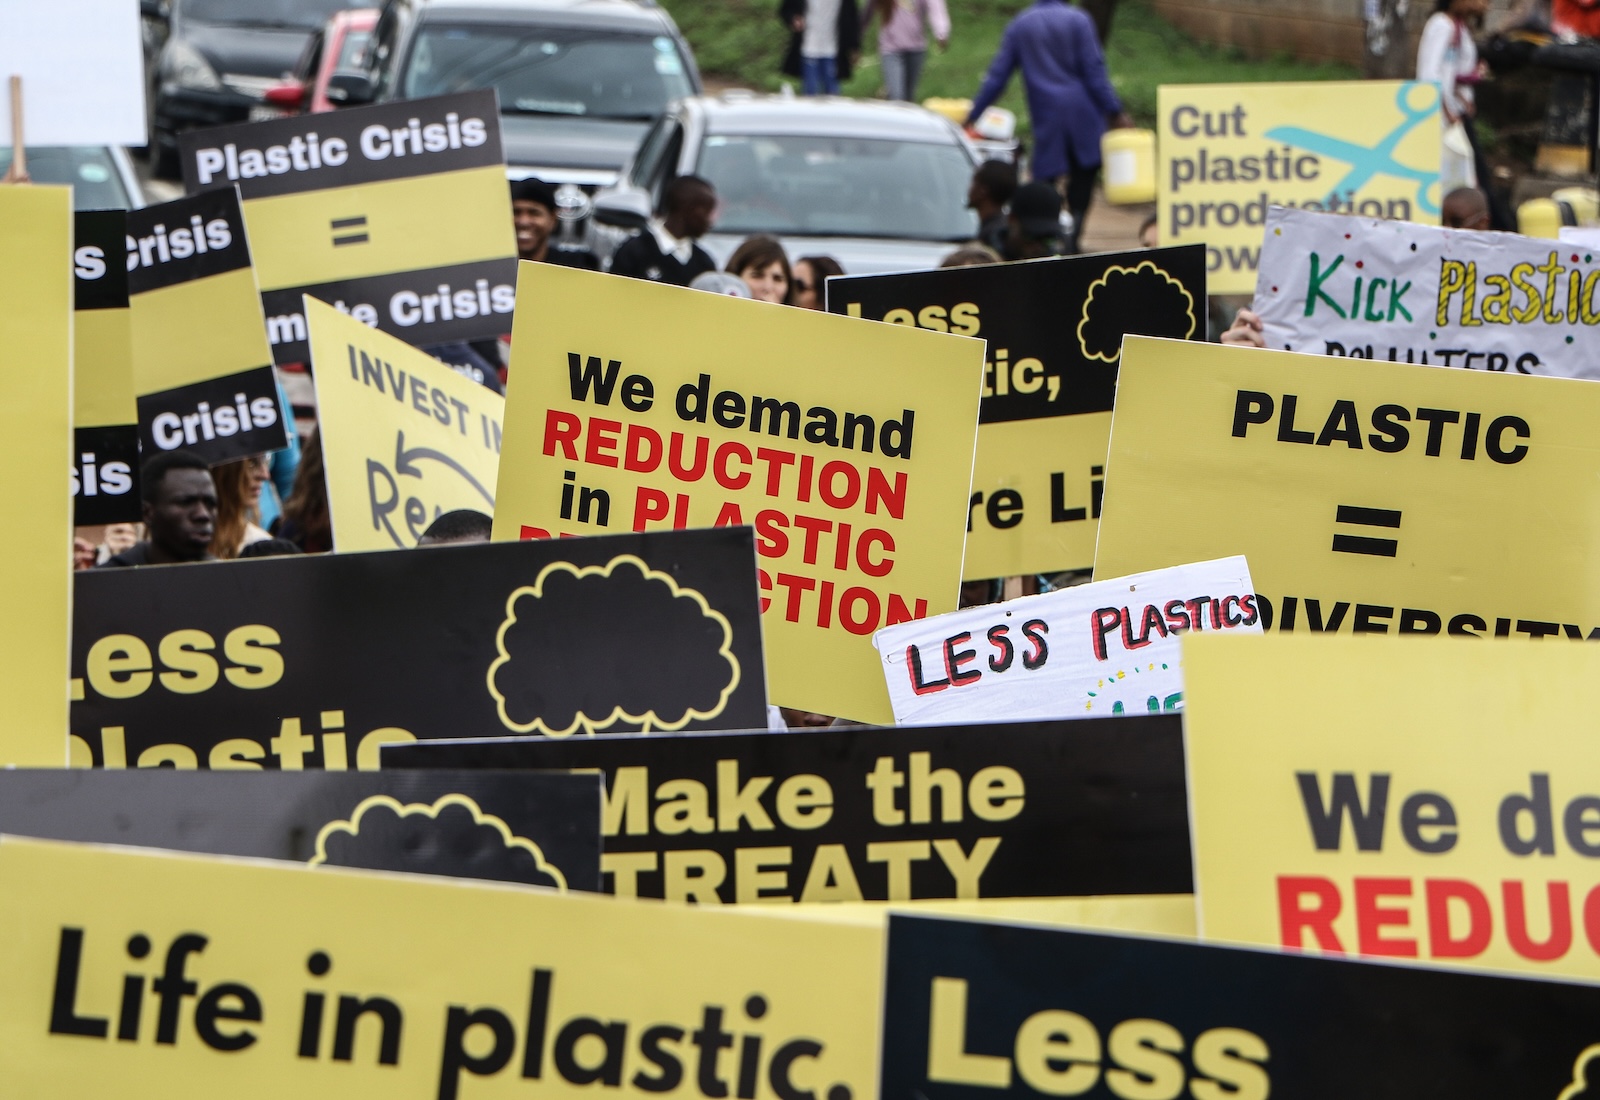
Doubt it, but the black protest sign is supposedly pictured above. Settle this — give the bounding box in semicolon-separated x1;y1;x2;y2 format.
827;247;1207;577
180;90;518;364
70;529;767;769
383;716;1190;904
0;769;601;891
882;916;1600;1100
126;187;288;463
72;209;141;525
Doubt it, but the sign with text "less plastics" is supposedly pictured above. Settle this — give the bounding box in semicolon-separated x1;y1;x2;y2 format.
0;837;883;1099
306;297;504;551
493;265;984;725
1095;337;1600;641
1255;206;1600;378
384;716;1192;904
70;531;767;770
874;556;1257;726
0;186;73;767
881;914;1600;1099
827;248;1206;578
1158;80;1440;294
181;91;517;364
1185;632;1600;983
127;187;288;464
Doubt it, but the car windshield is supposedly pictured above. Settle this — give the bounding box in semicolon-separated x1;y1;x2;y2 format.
335;29;373;73
698;133;977;240
0;148;132;210
185;0;358;30
402;25;692;121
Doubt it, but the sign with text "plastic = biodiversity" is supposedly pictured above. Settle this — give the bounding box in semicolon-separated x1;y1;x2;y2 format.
1158;80;1440;295
827;247;1206;578
180;90;517;365
70;531;767;770
1095;337;1600;640
880;914;1600;1099
0;187;73;767
874;556;1257;726
384;715;1193;904
1256;207;1600;378
306;297;504;551
127;187;288;464
0;837;883;1099
72;209;141;525
1185;633;1600;983
494;265;984;725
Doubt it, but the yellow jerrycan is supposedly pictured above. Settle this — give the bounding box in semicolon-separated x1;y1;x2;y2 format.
1101;127;1156;205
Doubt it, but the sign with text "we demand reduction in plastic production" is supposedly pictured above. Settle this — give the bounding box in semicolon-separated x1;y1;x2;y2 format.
1158;80;1440;295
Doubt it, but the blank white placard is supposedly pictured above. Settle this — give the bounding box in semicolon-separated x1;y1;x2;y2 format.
0;0;146;146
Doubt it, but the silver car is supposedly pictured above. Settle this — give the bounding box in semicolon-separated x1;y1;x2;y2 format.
593;92;985;275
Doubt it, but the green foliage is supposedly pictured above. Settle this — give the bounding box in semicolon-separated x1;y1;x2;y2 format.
659;0;1359;136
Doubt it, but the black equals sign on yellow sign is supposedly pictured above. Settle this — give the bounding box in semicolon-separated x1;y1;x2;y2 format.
1332;504;1401;557
331;216;369;247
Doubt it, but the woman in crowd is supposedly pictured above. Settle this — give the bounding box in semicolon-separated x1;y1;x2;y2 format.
209;454;271;559
1417;0;1491;194
276;430;333;553
862;0;950;102
727;236;795;304
792;255;844;309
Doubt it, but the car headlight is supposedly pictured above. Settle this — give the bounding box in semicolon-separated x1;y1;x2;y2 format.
162;41;222;92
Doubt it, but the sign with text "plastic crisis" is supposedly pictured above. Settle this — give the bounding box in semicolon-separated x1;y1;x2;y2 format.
493;265;984;724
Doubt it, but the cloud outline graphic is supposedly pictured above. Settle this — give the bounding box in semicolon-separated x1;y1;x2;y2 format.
1558;1043;1600;1100
486;553;741;737
309;793;568;891
1077;260;1198;363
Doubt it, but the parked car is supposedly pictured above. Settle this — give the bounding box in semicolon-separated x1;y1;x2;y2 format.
0;147;145;210
142;0;369;175
257;8;379;117
594;93;982;275
338;0;701;246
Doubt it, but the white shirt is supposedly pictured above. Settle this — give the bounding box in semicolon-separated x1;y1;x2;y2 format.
1416;13;1477;120
649;219;696;264
802;0;843;58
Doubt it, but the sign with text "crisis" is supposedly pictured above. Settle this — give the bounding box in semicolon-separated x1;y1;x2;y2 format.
828;248;1206;578
494;265;983;724
1185;632;1600;983
385;716;1192;905
72;209;141;525
1096;337;1600;642
181;91;517;365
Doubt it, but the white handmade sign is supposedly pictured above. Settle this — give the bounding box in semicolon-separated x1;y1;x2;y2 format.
0;0;145;146
1560;226;1600;249
1254;206;1600;379
873;556;1258;725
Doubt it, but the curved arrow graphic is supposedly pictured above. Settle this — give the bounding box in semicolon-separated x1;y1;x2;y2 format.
394;430;496;507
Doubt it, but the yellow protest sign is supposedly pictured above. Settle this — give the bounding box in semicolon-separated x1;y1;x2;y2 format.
1158;80;1441;294
775;896;1197;937
0;836;883;1097
1096;337;1600;638
1185;631;1600;981
306;297;504;550
73;209;142;525
494;265;984;724
0;186;73;766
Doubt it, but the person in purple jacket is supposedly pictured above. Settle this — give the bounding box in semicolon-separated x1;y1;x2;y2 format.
964;0;1131;252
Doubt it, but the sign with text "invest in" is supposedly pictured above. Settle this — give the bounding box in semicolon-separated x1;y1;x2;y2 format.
1158;80;1440;294
1096;337;1600;641
180;91;517;365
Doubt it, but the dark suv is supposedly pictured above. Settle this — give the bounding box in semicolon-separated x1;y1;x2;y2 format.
143;0;367;175
341;0;700;246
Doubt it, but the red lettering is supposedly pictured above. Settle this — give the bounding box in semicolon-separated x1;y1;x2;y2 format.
1277;875;1344;952
714;441;752;491
793;515;831;565
819;460;861;509
840;587;880;635
774;572;815;623
1355;876;1417;957
713;502;745;527
1504;880;1572;961
865;467;907;520
1425;879;1492;958
756;447;795;496
633;487;669;530
668;432;708;481
1092;607;1121;661
885;594;927;625
624;424;663;473
519;525;550;540
943;632;981;687
543;409;581;459
907;644;950;695
857;529;894;577
585;417;621;467
757;568;772;614
754;509;790;557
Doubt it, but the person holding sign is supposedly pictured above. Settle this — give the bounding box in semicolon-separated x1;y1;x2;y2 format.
963;0;1130;251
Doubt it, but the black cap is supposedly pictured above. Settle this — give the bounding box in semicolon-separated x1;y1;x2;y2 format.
509;177;557;210
1010;181;1062;238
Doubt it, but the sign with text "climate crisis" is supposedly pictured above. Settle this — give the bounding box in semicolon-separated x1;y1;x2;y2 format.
494;265;983;724
385;716;1192;904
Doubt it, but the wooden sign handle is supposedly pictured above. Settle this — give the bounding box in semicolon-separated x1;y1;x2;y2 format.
3;76;29;184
